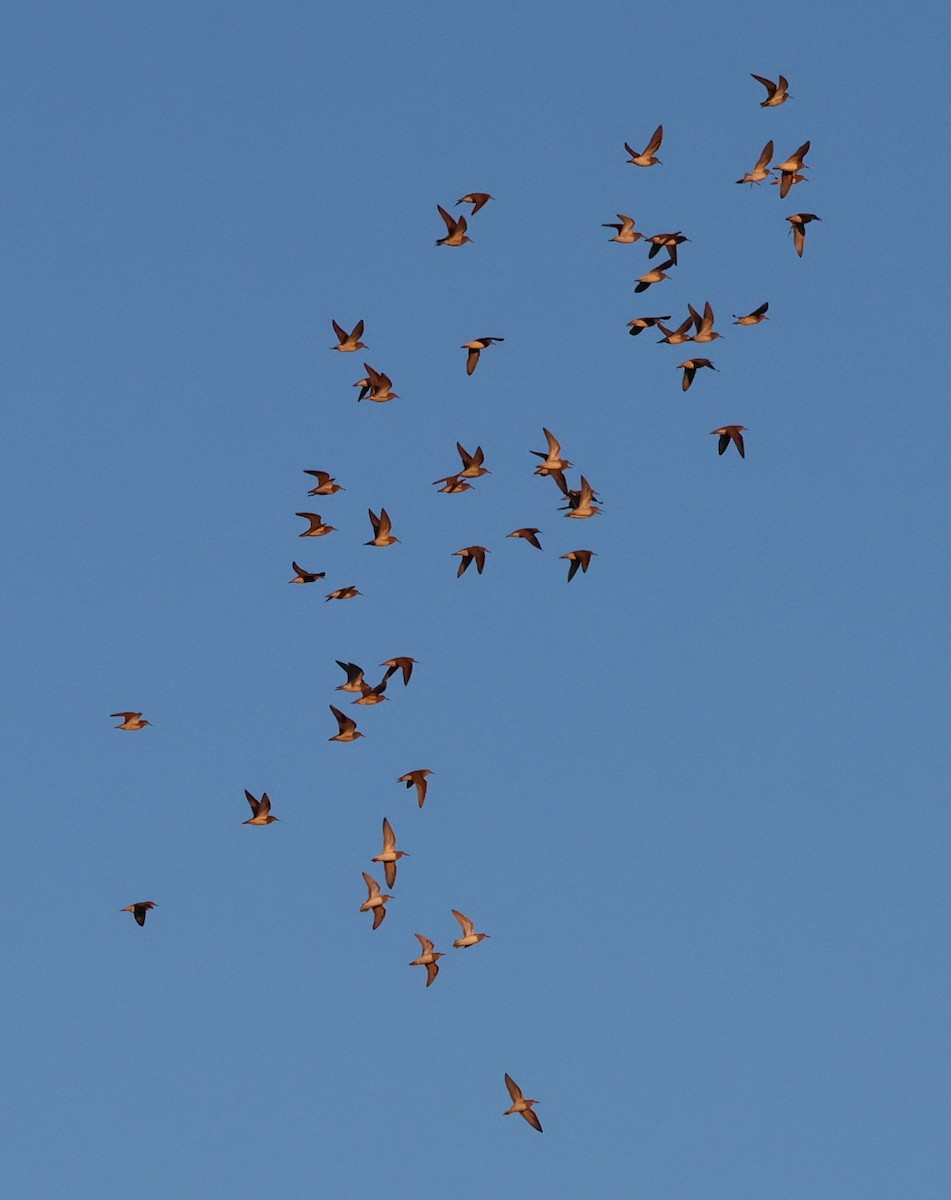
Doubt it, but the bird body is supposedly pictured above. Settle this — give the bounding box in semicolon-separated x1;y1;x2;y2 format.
436;204;471;246
751;73;791;106
366;507;399;547
409;934;443;986
244;790;279;825
602;213;642;243
304;469;343;496
372;817;409;889
711;425;747;458
736;140;774;184
329;705;364;741
360;873;392;929
121;901;157;926
503;1075;542;1132
624;125;663;166
786;212;820;257
451;908;489;948
561;550;595;581
289;562;325;584
733;302;769;325
398;769;433;808
454;546;488;576
462;337;504;375
678;358;718;391
456;192;492;214
297;513;335;537
507;527;543;549
111;711;151;731
331;319;366;352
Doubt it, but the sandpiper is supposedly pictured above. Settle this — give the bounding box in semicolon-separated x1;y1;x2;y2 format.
561;550;596;581
462;337;504;376
409;934;443;987
372;817;409;889
503;1074;542;1132
331;319;366;352
111;711;151;731
398;769;433;808
624;125;663;167
360;873;391;929
243;790;279;825
121;901;157;927
451;909;489;948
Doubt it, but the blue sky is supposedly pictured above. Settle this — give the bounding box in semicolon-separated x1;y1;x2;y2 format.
3;2;950;1197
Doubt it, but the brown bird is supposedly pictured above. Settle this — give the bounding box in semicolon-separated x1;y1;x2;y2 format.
111;711;151;731
688;301;723;343
331;319;366;352
774;141;810;198
454;546;489;577
289;561;325;584
398;768;433;808
462;336;504;376
297;512;336;537
336;661;367;692
602;213;642;244
244;790;279;825
329;704;364;741
771;170;807;193
627;314;671;337
325;586;361;601
121;901;157;927
504;1074;542;1133
625;125;663;166
645;232;689;265
451;908;489;948
564;475;601;519
507;527;543;549
561;549;596;581
455;443;490;479
360;872;392;929
635;258;675;293
531;427;571;475
678;358;718;392
786;212;820;257
733;302;769;325
358;363;398;403
366;507;399;547
372;817;409;889
736;140;774;185
711;425;747;458
553;471;603;514
381;657;416;686
436;204;471;247
751;72;791;107
456;192;493;215
433;473;475;494
655;314;695;345
304;469;344;496
409;934;443;986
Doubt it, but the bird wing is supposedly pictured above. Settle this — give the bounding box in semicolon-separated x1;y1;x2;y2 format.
415;933;434;954
244;789;259;814
452;909;475;936
644;124;663;154
382;817;396;852
756;140;774;170
504;1074;523;1102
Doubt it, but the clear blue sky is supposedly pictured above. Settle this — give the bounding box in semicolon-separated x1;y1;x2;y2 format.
3;2;949;1197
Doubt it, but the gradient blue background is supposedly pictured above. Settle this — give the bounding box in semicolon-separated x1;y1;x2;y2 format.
4;2;949;1196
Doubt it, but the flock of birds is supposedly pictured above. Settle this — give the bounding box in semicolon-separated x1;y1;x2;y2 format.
116;72;816;1133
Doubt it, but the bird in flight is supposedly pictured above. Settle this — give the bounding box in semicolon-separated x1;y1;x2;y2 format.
531;428;571;475
710;426;747;458
353;677;388;706
121;901;157;927
786;212;820;257
436;205;471;247
454;546;489;577
409;934;443;987
461;336;504;376
297;512;335;537
451;909;489;948
507;527;543;550
331;319;366;352
433;474;474;494
360;873;392;929
655;314;695;345
335;661;366;693
561;549;595;581
398;769;433;809
627;314;671;337
329;705;364;741
635;258;675;293
111;711;151;731
303;469;343;496
736;140;774;185
774;141;810;198
372;817;409;889
243;790;279;825
678;358;718;392
644;231;689;265
365;507;399;547
750;72;791;106
325;586;361;601
625;125;663;167
381;657;416;686
503;1074;542;1132
564;476;601;519
456;192;493;215
454;443;490;479
688;301;723;343
733;302;769;326
289;562;325;584
602;213;642;244
356;363;398;403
